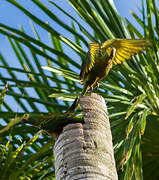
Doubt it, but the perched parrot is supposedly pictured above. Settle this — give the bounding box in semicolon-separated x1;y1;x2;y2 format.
22;100;83;136
80;39;151;95
69;39;151;111
22;111;83;136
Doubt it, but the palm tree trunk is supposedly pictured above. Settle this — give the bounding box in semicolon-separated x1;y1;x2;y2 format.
54;93;118;180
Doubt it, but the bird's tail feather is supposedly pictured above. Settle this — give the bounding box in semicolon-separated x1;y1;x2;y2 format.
65;84;90;114
81;84;89;96
65;97;80;114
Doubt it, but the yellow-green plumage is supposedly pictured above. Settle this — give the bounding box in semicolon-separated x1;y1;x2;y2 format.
80;39;151;96
22;111;83;135
22;39;151;129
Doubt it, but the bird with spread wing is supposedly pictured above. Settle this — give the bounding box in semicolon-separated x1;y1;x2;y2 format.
68;38;151;112
80;39;151;95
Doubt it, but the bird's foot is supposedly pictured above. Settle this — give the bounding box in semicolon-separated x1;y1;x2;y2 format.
93;83;99;91
89;83;99;93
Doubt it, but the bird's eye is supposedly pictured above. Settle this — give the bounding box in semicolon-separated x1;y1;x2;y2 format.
22;114;30;120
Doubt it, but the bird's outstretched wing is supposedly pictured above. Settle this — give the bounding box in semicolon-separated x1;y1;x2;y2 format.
101;39;151;64
80;42;101;81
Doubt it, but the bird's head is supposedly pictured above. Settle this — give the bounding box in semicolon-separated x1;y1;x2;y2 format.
106;47;116;59
21;114;39;127
22;114;30;123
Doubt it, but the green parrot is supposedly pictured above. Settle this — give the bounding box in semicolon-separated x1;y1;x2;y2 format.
80;39;151;95
70;39;151;110
22;111;83;136
22;99;83;135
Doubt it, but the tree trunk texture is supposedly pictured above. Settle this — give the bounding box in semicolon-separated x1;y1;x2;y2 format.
54;93;118;180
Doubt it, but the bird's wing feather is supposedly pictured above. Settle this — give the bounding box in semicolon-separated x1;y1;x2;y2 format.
80;42;101;81
101;39;151;65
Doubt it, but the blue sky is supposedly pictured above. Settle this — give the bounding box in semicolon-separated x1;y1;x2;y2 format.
0;0;141;24
0;0;143;68
0;0;144;113
0;0;142;45
0;0;141;25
